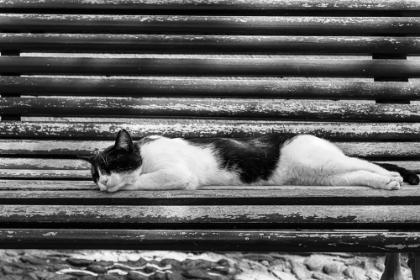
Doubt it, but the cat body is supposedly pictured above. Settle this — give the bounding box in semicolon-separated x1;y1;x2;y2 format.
80;130;419;192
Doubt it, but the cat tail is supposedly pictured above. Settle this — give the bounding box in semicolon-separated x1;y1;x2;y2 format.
374;162;420;185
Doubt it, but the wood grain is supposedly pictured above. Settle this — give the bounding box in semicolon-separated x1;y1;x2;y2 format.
0;169;88;179
2;204;420;225
0;229;419;251
2;97;420;121
1;120;420;140
0;158;89;170
1;0;420;11
2;57;420;77
2;77;420;99
2;34;420;54
0;15;419;35
1;185;420;204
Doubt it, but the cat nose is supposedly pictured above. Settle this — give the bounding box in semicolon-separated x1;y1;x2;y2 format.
99;178;108;185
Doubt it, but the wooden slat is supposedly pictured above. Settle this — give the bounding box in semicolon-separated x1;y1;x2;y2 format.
2;77;420;99
2;34;420;54
1;140;420;158
2;204;420;226
0;169;88;179
0;180;94;190
1;185;420;204
1;120;420;140
3;97;420;121
2;57;420;77
1;0;420;11
0;158;88;170
0;229;419;252
0;15;419;35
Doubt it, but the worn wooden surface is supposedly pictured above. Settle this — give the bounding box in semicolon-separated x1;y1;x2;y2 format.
1;0;420;254
1;185;420;204
3;97;420;121
1;15;419;35
1;120;420;140
2;77;420;99
0;229;419;251
2;34;420;54
2;57;420;77
0;158;88;170
2;204;420;226
1;0;420;11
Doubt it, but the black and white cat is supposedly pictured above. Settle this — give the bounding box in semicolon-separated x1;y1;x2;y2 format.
79;129;419;192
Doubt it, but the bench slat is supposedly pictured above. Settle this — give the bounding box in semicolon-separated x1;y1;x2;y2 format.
0;158;88;170
1;0;419;11
2;204;420;225
1;186;420;202
0;229;418;252
2;120;420;140
2;57;419;77
0;169;88;179
2;34;420;54
2;97;420;121
0;140;418;158
2;77;420;99
1;15;419;35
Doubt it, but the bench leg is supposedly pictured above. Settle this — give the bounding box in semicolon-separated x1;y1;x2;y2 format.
381;253;404;280
408;253;420;280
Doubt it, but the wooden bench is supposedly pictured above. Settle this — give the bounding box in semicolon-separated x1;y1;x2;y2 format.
1;0;420;278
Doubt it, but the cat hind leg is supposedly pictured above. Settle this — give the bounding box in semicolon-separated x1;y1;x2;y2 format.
321;170;401;190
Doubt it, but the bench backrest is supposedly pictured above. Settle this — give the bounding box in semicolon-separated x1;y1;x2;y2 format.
0;0;420;251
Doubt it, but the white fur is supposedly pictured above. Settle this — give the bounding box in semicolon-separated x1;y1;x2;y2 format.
98;134;403;192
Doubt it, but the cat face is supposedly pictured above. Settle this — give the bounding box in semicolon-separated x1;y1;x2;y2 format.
79;130;142;192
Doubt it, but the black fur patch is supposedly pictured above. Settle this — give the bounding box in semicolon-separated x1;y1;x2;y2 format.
374;162;420;185
91;143;142;180
187;133;297;184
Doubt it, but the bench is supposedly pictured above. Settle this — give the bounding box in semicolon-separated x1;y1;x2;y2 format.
1;0;420;279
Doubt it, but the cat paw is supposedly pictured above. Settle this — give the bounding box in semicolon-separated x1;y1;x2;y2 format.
384;180;401;190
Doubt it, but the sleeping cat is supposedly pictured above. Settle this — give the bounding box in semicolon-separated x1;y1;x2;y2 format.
79;129;419;192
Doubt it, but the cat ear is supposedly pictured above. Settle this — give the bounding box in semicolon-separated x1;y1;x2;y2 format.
115;129;133;152
77;155;95;164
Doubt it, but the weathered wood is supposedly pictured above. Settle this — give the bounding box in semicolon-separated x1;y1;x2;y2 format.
2;57;420;77
1;0;420;11
1;140;420;158
0;56;418;77
2;204;420;226
0;229;419;251
3;97;420;121
2;77;420;99
0;169;88;179
2;34;420;54
1;185;420;204
0;180;95;190
0;158;89;170
0;15;419;35
1;120;420;140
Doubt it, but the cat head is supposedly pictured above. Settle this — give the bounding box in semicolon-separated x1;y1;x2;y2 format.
79;129;142;192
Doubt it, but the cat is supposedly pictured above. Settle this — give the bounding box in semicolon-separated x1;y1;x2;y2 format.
79;129;419;193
